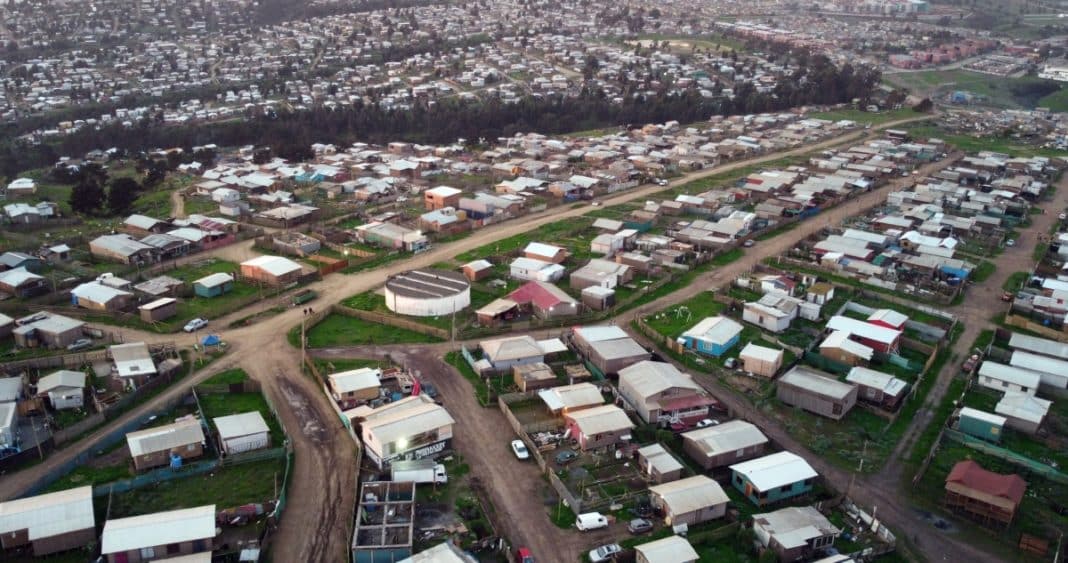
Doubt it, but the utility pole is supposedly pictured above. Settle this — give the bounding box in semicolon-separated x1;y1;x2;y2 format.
301;310;307;374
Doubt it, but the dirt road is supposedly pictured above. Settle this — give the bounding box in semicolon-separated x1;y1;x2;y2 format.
1;117;933;561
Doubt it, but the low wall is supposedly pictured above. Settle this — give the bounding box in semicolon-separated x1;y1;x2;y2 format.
331;303;449;340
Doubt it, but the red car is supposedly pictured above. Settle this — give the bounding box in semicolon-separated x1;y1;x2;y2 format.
516;547;534;563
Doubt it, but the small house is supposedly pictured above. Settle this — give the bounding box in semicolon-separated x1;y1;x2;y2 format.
617;361;715;425
682;420;769;470
753;506;840;563
637;443;684;484
512;362;557;392
138;297;178;323
523;242;567;263
537;382;604;415
424;186;463;210
571;325;651;375
508;281;579;319
193;272;234;297
0;486;95;557
12;313;84;349
805;283;835;305
101;505;216;563
240;255;304;285
480;335;546;372
845;367;908;410
777;366;858;420
563;404;634;451
581;286;615;311
945;460;1026;528
730;451;818;506
110;342;157;389
818;330;874;366
649;475;729;526
977;361;1039;396
126;417;206;471
739;343;784;378
995;392;1051;435
634;535;699;563
213;411;271;455
0;267;48;299
35;370;86;410
328;368;382;409
825;316;901;354
958;407;1006;443
678;316;743;357
461;259;493;282
71;282;133;312
509;257;564;283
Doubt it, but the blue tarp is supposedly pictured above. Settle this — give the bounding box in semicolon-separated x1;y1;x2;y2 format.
201;334;221;346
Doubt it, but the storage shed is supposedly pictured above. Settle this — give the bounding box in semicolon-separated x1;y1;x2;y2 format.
958;407;1006;443
35;370;85;410
738;343;784;378
213;411;271;455
138;297;178;323
126;417;206;471
682;420;769;470
193;273;234;298
637;443;684;484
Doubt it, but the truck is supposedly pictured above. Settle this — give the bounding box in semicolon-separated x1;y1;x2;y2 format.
390;459;447;485
291;288;317;306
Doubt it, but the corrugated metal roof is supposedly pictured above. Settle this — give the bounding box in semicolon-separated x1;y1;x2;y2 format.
126;418;205;457
959;407;1006;427
538;383;604;412
826;316;901;345
364;401;454;447
739;343;784;363
637;443;683;475
780;366;855;400
619;361;700;400
590;337;649;361
650;475;728;515
845;367;907;397
240;255;302;277
36;370;86;394
110;342;157;378
1007;333;1068;361
753;506;838;550
683;420;769;456
565;404;634;436
1009;351;1068;388
399;540;477;563
634;534;699;563
978;361;1042;389
574;325;629;343
328;368;381;394
72;282;132;305
730;451;818;491
681;316;743;346
481;335;544;363
101;505;216;554
820;330;874;360
0;377;21;402
194;272;234;288
213;411;270;440
0;486;94;541
995;392;1051;425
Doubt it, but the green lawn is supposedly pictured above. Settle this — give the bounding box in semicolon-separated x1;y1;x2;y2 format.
886;70;1061;110
905;124;1064;157
313;357;392;376
203;368;249;385
302;314;443;348
453;216;592;263
644;291;726;340
1037;85;1068;112
1002;271;1030;292
808;107;924;125
971;261;996;282
103;457;285;518
342;291;454;331
44;464;134;493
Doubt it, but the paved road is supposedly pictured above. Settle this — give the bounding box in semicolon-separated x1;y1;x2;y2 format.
0;117;933;561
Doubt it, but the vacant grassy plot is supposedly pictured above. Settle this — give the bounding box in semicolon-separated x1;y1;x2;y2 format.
454;216;592;262
886;70;1059;110
762;398;893;473
44;464;134;493
198;391;285;445
104;457;285;518
342;291;454;331
971;261;997;282
313;357;391;376
303;314;442;348
644;292;726;339
203;368;249;385
906;123;1064;157
808;107;923;125
1037;85;1068;112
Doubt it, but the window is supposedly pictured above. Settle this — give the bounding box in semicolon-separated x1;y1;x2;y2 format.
140;547;155;559
832;403;842;415
736;449;745;458
758;491;768;499
780;485;791;493
167;544;180;555
735;474;743;485
803;478;813;486
187;444;196;451
1002;381;1009;388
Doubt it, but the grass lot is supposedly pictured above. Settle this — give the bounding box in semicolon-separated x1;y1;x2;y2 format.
197;391;285;445
103;457;285;518
444;350;497;407
342;291;454;331
885;70;1060;110
301;313;443;348
808;107;924;125
454;216;592;263
644;291;726;340
1003;271;1030;292
44;464;133;493
971;261;997;282
312;357;391;376
761;397;895;474
905;124;1065;158
203;368;249;385
1037;85;1068;112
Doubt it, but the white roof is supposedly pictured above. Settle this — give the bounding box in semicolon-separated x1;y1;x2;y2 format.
72;282;132;304
753;506;839;550
978;361;1042;389
820;330;874;360
683;420;769;456
36;370;86;394
0;267;44;288
845;367;907;397
240;255;302;276
565;404;634;435
0;486;94;541
400;540;477;563
681;316;743;346
140;297;177;311
328;368;382;394
730;451;818;491
462;259;493;272
427;185;462;197
126;418;205;456
618;361;700;399
638;443;683;475
574;325;630;343
826;316;901;345
995;392;1051;425
536;338;568;354
194;272;234;287
110;342;157;378
363;399;455;446
125;214;164;230
867;308;908;327
649;475;729;514
510;257;554;271
959;407;1006;427
481;335;544;363
0;377;21;402
1010;351;1068;388
739;343;784;363
634;535;699;563
538;383;603;412
1007;333;1068;361
780;366;856;400
101;505;216;554
213;411;270;439
524;242;564;257
0;402;13;430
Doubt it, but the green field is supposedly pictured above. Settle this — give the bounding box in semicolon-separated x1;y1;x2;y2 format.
454;216;593;262
905;124;1064;157
301;313;443;348
808;107;924;125
885;69;1063;110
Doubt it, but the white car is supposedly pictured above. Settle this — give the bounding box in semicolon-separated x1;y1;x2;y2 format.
589;543;622;562
183;318;208;332
510;439;530;460
694;418;719;428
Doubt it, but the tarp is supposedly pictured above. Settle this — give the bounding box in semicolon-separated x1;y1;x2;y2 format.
201;334;221;346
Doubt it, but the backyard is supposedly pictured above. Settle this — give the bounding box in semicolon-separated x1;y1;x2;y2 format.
300;313;443;348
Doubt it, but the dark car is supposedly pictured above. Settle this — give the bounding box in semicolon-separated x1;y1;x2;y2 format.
421;383;439;398
627;518;653;534
555;449;578;465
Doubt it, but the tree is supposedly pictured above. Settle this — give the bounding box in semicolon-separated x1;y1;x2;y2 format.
913;97;934;113
107;177;141;214
69;180;105;215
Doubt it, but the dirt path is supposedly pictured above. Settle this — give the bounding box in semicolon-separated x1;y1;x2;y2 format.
171;190;186;219
2;117;933;561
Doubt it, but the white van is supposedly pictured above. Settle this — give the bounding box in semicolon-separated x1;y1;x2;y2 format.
575;512;609;531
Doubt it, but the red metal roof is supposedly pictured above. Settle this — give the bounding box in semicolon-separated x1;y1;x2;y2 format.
946;460;1027;505
509;281;565;310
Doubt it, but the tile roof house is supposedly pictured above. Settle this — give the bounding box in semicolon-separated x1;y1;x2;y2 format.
944;460;1027;528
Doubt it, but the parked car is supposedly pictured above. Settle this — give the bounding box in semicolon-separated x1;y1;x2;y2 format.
511;439;530;460
555;449;578;465
743;239;755;247
1006;238;1016;247
694;418;719;429
66;338;93;352
589;543;622;562
516;547;534;563
183;318;208;332
575;512;609;531
627;518;653;534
